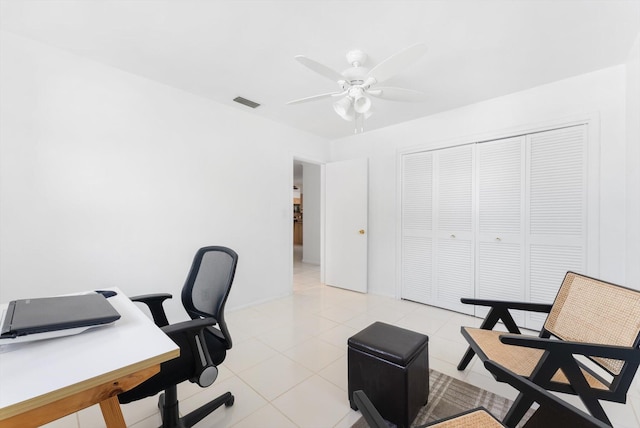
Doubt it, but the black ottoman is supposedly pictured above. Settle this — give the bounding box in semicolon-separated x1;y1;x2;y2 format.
348;322;429;428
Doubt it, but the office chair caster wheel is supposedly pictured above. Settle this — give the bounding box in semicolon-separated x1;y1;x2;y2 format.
225;395;235;407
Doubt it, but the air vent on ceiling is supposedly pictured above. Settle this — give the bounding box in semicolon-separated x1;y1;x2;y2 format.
233;96;260;109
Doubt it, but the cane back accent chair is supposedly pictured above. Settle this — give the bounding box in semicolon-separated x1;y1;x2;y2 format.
353;360;610;428
457;271;640;427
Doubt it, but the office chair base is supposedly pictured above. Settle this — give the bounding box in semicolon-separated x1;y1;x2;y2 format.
158;388;234;428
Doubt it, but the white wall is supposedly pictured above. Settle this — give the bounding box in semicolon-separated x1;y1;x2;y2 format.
301;162;321;265
0;32;329;321
330;65;629;296
626;33;640;287
2;29;635;316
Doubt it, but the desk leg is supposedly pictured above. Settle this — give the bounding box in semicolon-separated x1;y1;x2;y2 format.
99;396;127;428
0;365;161;428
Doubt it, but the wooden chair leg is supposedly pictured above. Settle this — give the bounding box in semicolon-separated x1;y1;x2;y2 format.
503;392;534;428
457;347;476;370
561;360;612;426
580;395;611;426
458;308;502;370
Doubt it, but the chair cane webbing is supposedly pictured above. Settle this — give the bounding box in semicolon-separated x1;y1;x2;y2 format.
425;409;504;427
545;272;640;375
462;328;609;390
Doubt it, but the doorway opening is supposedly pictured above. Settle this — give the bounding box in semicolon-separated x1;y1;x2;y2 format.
292;159;322;291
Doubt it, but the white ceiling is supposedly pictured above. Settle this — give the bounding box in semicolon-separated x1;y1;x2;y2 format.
1;0;639;140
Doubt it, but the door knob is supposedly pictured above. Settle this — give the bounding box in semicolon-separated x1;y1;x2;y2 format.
359;229;366;235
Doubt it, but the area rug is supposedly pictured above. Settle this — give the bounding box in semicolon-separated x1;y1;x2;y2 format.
351;369;533;427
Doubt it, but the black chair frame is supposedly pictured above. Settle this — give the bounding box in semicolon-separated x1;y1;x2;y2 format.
353;361;611;428
457;272;640;427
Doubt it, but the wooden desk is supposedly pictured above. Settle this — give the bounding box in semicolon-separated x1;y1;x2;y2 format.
0;289;179;427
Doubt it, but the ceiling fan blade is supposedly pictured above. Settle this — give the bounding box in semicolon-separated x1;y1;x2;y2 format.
294;55;345;82
287;91;344;105
367;87;426;102
366;43;427;84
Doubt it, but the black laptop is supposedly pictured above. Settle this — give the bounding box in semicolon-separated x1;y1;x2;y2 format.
0;293;121;340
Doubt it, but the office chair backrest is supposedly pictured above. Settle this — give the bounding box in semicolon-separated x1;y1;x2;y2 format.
181;246;238;348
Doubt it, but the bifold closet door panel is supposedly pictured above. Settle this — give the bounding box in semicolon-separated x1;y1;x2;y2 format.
475;137;526;325
401;152;434;304
435;238;473;314
434;145;474;314
402;236;433;304
526;125;587;330
528;245;584;329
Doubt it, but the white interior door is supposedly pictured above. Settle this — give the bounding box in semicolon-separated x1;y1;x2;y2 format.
325;158;368;293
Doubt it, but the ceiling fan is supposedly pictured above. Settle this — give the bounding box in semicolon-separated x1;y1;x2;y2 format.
287;43;427;132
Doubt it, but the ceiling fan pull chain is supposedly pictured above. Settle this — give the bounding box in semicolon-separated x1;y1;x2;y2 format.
353;113;365;134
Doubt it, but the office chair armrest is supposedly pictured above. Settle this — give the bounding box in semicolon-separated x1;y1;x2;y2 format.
161;317;215;336
162;317;221;387
352;390;389;428
130;293;172;327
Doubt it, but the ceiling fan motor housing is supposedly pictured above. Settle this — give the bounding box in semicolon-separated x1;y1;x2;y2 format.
346;49;367;67
343;67;369;85
343;49;369;84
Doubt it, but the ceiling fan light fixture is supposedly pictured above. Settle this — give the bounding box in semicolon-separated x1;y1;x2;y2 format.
353;94;371;114
333;97;355;121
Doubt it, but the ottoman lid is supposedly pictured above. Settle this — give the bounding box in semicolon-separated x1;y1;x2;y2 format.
348;322;428;366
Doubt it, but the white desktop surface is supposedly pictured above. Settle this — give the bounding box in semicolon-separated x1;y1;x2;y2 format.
0;288;179;423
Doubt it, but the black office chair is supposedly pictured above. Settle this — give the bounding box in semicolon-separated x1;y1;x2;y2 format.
118;246;238;428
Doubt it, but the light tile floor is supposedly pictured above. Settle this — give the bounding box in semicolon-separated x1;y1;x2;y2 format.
44;247;640;427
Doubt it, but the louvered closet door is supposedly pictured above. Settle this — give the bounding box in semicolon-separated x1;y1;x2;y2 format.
401;152;433;304
476;137;526;325
434;145;474;314
526;125;587;330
